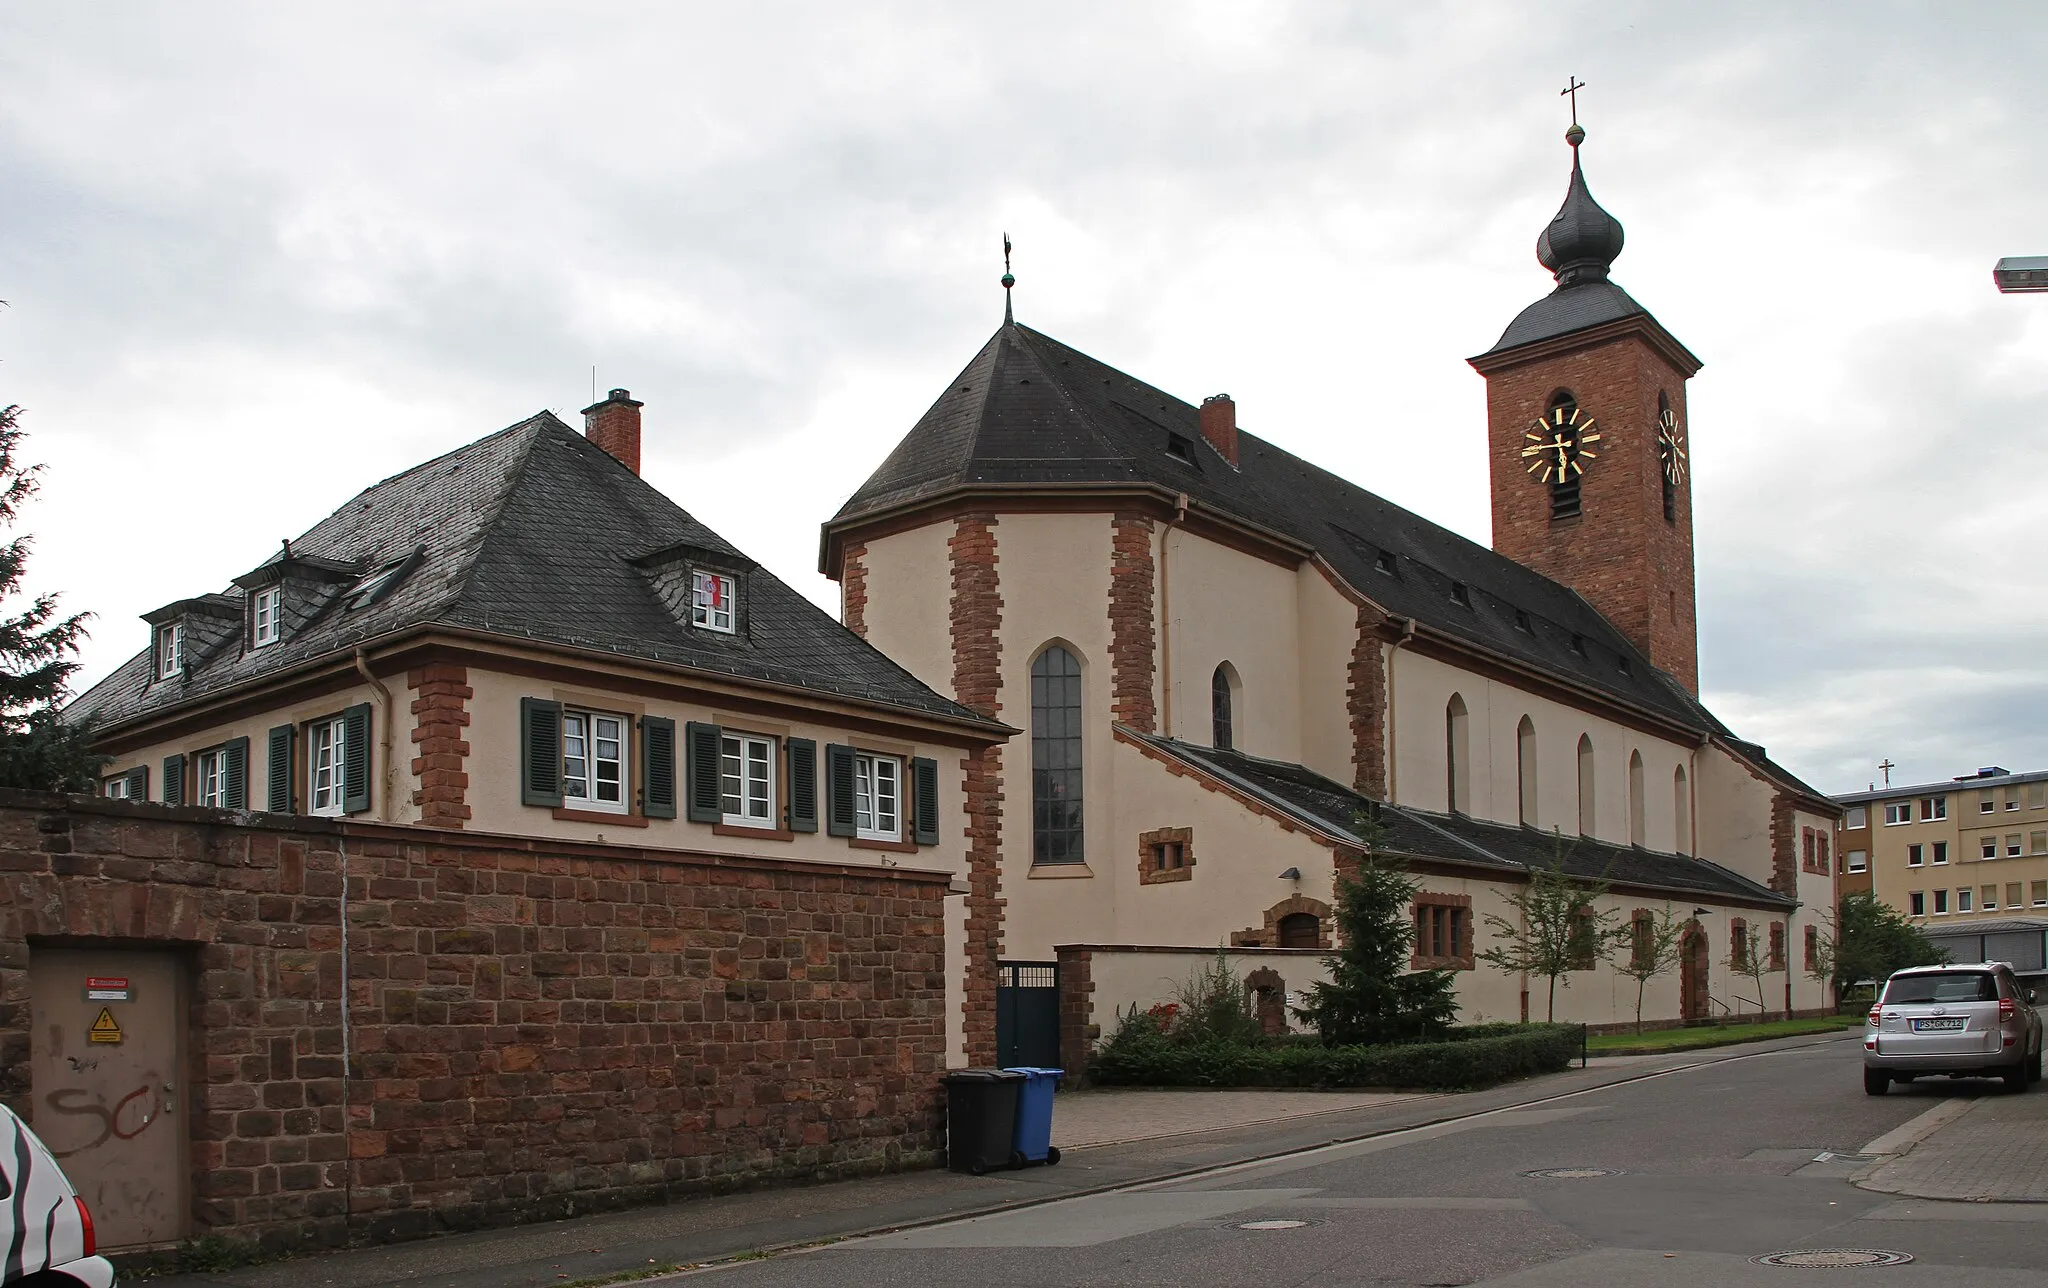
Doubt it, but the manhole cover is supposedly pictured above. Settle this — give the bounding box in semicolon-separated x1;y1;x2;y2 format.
1236;1219;1311;1230
1523;1167;1623;1179
1754;1250;1915;1268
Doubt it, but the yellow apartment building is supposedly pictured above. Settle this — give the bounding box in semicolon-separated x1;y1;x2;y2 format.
1833;766;2048;926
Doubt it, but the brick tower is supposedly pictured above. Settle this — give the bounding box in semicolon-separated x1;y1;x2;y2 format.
1469;123;1704;695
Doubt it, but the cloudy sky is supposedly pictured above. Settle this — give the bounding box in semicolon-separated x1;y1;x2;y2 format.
3;2;2043;796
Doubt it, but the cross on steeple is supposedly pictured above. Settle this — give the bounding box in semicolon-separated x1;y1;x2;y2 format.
1878;758;1896;787
1561;76;1585;127
1001;232;1016;325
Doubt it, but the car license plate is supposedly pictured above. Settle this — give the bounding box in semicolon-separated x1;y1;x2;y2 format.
1911;1017;1965;1032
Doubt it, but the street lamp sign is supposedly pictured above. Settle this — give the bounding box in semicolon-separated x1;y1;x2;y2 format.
1993;256;2048;293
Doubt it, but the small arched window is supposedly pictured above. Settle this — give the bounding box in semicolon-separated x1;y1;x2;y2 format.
1277;912;1321;949
1517;716;1538;827
1628;750;1647;847
1445;693;1470;814
1576;734;1596;836
1673;765;1691;855
1031;645;1085;865
1211;663;1237;751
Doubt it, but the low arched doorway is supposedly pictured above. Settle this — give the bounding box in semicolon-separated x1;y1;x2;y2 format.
1679;922;1710;1021
1276;912;1321;949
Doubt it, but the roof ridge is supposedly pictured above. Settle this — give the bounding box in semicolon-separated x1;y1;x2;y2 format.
423;414;564;622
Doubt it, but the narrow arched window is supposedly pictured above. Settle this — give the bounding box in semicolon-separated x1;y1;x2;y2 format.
1576;734;1596;836
1211;663;1236;751
1628;750;1647;847
1445;693;1470;814
1673;765;1691;855
1517;716;1538;827
1031;645;1084;865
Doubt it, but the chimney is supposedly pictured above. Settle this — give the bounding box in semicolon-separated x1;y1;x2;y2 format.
1199;393;1237;466
582;388;644;474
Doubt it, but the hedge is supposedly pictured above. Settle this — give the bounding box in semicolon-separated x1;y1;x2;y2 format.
1091;1024;1583;1091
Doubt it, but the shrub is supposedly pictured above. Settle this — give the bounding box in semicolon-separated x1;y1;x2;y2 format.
1091;1024;1581;1091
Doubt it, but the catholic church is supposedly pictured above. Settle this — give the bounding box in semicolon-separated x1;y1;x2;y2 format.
823;122;1840;1035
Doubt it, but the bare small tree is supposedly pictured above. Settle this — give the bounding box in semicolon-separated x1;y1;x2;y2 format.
1478;835;1628;1022
1727;919;1776;1019
1615;905;1685;1033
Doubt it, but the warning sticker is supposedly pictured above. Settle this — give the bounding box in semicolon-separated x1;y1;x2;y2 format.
85;976;131;1002
88;1007;123;1045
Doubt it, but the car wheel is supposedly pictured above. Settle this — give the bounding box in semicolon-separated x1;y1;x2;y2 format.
2028;1046;2042;1084
1864;1069;1890;1096
2000;1061;2028;1093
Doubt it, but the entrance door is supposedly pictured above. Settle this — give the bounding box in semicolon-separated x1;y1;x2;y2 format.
28;948;187;1249
1679;925;1710;1022
995;961;1060;1068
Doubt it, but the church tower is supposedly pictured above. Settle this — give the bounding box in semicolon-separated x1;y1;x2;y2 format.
1469;121;1703;695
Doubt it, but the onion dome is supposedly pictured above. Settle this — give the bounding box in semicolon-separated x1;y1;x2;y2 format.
1536;125;1624;286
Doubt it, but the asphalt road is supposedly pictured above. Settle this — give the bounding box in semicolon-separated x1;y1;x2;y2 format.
686;1040;2048;1287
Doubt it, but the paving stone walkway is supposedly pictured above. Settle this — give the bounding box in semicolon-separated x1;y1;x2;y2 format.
1052;1087;1424;1149
1860;1090;2048;1202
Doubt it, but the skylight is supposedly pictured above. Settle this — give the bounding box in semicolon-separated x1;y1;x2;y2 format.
345;556;412;610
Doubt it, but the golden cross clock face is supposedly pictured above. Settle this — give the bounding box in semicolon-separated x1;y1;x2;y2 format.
1520;405;1600;483
1657;408;1688;485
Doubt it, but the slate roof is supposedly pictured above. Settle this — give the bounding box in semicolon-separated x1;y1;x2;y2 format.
1134;732;1793;908
831;321;1708;727
71;414;998;733
1480;279;1652;356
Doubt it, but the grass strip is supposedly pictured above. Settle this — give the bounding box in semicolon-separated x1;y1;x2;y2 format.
1587;1013;1862;1055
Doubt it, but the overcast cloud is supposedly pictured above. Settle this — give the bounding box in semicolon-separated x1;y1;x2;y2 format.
3;2;2043;796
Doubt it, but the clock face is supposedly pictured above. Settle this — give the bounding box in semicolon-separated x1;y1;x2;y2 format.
1657;408;1688;485
1520;405;1601;483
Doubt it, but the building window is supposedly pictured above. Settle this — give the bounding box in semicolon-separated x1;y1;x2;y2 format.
1847;849;1867;872
854;752;901;841
309;716;349;816
1804;923;1820;972
1981;794;1997;814
156;622;184;680
2008;882;2024;909
1031;645;1084;865
1803;827;1816;872
2030;783;2047;810
1445;694;1470;814
1517;716;1538;827
1673;765;1691;854
1845;805;1867;829
2007;790;2021;811
252;586;283;648
1277;912;1321;949
1817;834;1830;873
1730;918;1750;971
196;747;229;808
104;774;132;800
1884;802;1911;826
1932;841;1948;864
1576;734;1595;836
1153;840;1184;871
1909;891;1925;917
1982;837;1999;860
720;733;775;827
1411;895;1473;969
2032;831;2047;854
563;710;628;812
1907;844;1923;867
1933;889;1949;915
691;571;736;633
1211;664;1235;751
1768;922;1785;970
1627;750;1645;847
2007;834;2022;858
1920;796;1947;821
2032;880;2046;908
1958;888;1974;913
1983;885;1999;910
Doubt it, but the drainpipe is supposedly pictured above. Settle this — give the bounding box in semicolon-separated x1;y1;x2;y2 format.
1688;735;1706;857
1383;618;1416;802
1159;494;1188;737
353;648;397;822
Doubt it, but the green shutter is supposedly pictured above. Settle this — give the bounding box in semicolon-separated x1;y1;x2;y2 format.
161;754;185;806
786;737;818;833
123;765;149;800
684;721;723;823
223;737;250;810
642;716;677;819
824;743;857;838
520;697;565;807
266;724;295;813
341;703;372;815
912;756;940;846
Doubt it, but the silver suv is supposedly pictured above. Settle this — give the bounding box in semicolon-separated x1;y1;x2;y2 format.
1864;961;2043;1095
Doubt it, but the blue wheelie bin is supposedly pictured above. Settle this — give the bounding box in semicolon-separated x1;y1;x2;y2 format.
1004;1066;1064;1165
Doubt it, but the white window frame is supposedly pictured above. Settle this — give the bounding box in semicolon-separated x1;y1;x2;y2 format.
1908;891;1925;917
1933;888;1949;915
2007;834;2022;858
1982;837;1999;860
1920;796;1947;821
691;571;736;634
1846;849;1867;872
103;775;131;800
853;752;901;842
309;716;348;817
1958;888;1974;913
157;621;184;680
719;732;776;828
562;709;629;813
2035;881;2048;908
1845;806;1867;829
196;747;228;808
1981;796;1997;814
1983;887;1998;911
2007;792;2022;812
1907;844;1923;867
1883;802;1912;826
1932;841;1948;865
252;586;283;648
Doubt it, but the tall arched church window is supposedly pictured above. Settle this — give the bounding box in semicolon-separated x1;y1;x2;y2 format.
1673;765;1691;855
1517;716;1538;827
1525;389;1597;522
1211;663;1237;751
1445;694;1470;814
1628;750;1647;847
1576;735;1596;836
1031;645;1084;865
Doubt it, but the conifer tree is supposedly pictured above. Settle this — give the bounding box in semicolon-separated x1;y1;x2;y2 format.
0;402;102;791
1295;814;1459;1046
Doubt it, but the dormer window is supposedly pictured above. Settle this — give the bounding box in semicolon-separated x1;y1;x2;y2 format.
251;586;283;648
1375;550;1398;576
1165;433;1195;463
1568;634;1587;657
1513;609;1533;633
692;571;736;633
156;622;184;680
1450;581;1471;608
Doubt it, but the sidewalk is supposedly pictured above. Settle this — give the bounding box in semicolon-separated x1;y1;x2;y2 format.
148;1029;1859;1288
1858;1088;2048;1203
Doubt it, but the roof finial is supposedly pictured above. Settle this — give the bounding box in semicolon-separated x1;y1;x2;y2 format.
1001;232;1015;325
1561;75;1586;149
1536;77;1622;286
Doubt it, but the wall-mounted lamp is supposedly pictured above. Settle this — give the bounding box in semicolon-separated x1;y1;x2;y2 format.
1278;867;1302;881
1691;907;1713;917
